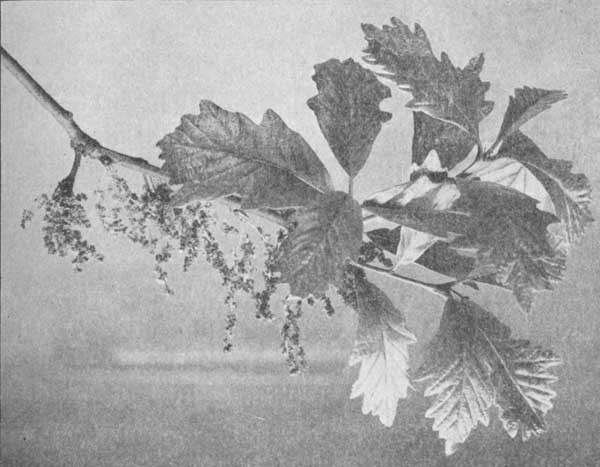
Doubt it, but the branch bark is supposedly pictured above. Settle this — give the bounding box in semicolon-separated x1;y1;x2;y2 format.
1;46;169;181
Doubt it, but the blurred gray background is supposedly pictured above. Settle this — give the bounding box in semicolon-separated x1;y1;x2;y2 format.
1;1;599;466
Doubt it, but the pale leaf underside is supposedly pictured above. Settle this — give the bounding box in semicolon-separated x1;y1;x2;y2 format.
157;100;332;209
497;131;593;246
416;297;561;455
346;269;416;426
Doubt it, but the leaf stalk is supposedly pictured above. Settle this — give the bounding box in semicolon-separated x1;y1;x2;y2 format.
349;260;453;299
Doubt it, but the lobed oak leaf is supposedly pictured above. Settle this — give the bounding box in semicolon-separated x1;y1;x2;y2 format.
344;267;416;427
307;58;392;178
416;297;561;455
157;101;333;209
361;18;493;169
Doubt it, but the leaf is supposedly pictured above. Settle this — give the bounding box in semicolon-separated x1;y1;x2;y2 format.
412;109;478;171
496;131;593;245
366;227;502;283
364;176;558;243
488;247;566;312
274;191;362;297
157;101;333;209
416;297;561;455
344;267;416;426
465;156;555;214
361;18;493;143
365;227;402;254
396;227;442;266
495;87;567;144
364;149;488;273
364;176;564;310
373;228;564;312
494;345;561;441
307;58;392;178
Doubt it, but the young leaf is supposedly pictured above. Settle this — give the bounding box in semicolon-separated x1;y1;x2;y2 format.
157;101;333;209
274;191;362;297
416;297;561;455
495;87;567;146
342;267;416;427
361;18;493;143
497;131;593;245
307;58;392;178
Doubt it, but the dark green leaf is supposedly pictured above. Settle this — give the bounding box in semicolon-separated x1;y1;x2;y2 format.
361;18;493;144
416;297;561;455
412;112;477;170
497;131;593;245
342;267;416;426
274;191;362;297
366;227;402;254
307;58;392;178
483;248;565;312
158;101;333;209
495;87;567;144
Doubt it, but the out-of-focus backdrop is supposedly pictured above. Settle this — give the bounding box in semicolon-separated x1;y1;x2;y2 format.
2;1;599;466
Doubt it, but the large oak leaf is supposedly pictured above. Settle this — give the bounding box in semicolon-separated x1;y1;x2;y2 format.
361;18;493;169
416;297;561;455
157;101;333;209
307;58;392;178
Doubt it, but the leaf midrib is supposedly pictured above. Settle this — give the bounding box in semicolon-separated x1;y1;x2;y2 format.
475;323;544;430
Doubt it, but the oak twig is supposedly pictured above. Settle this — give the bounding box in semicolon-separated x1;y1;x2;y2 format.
1;45;478;299
1;46;168;180
1;46;289;226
